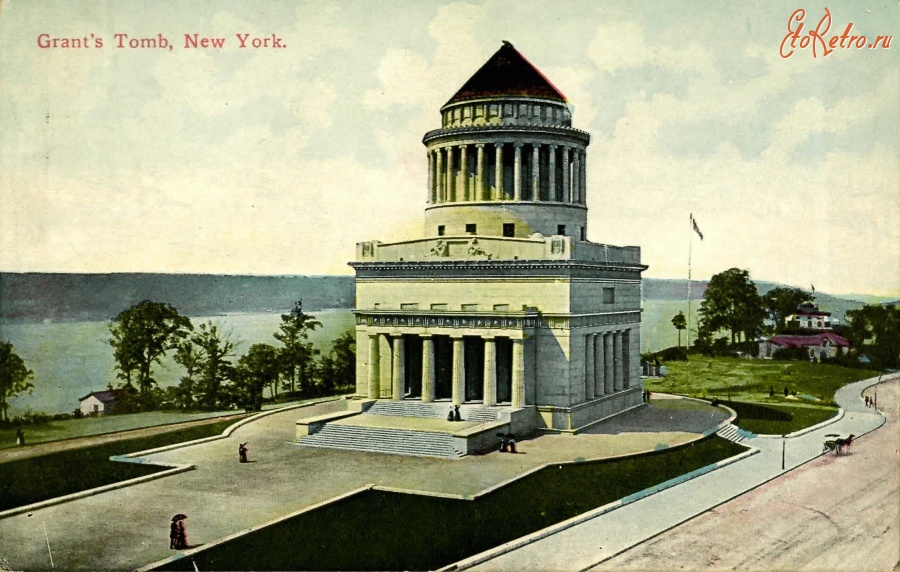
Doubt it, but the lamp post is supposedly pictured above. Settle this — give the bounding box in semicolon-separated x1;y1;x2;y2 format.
782;435;786;471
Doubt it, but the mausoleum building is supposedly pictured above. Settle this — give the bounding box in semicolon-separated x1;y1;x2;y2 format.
351;42;647;433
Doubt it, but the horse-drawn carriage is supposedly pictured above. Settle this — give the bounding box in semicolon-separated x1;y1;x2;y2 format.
823;433;855;455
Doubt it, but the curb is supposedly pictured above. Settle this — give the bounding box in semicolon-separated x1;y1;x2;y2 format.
0;462;195;520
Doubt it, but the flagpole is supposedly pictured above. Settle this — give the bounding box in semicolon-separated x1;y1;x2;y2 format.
687;213;693;348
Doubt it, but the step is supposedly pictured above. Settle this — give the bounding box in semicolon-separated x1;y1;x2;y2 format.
297;424;463;459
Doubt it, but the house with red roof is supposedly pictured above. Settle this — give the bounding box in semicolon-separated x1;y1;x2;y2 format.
758;332;851;361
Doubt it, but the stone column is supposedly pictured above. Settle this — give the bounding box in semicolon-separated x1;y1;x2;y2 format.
511;338;525;408
532;144;541;201
451;336;465;405
494;143;504;200
594;332;604;397
427;151;435;204
561;147;571;203
367;333;380;399
548;145;557;202
572;148;581;204
459;144;469;201
623;329;631;389
580;149;587;205
475;144;485;200
513;144;522;201
447;146;456;202
483;337;497;406
614;331;623;391
604;332;614;394
421;335;435;403
435;148;444;203
391;335;405;400
584;332;595;401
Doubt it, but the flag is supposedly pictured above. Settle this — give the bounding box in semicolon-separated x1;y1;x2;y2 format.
691;215;703;240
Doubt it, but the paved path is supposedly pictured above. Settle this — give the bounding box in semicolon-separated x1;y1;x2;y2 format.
461;374;896;572
0;395;722;571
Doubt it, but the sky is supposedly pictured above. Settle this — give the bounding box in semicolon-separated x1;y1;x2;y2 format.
1;0;898;297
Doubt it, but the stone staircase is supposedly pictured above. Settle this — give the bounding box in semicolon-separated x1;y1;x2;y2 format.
366;400;501;423
297;424;463;459
716;423;753;443
295;400;509;459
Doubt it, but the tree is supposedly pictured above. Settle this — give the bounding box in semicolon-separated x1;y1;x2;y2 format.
233;343;280;410
109;301;192;406
764;287;814;333
191;322;237;411
698;268;766;344
845;304;900;370
172;340;203;409
671;311;687;348
274;301;322;396
318;331;356;395
0;342;34;422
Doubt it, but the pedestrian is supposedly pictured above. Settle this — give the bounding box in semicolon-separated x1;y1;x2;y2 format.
15;428;24;446
498;433;508;452
508;433;517;454
238;442;248;463
647;390;652;402
170;514;188;549
454;404;462;422
447;407;455;421
865;395;870;407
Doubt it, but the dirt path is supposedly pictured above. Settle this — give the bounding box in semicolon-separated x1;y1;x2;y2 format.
0;413;247;464
598;379;900;572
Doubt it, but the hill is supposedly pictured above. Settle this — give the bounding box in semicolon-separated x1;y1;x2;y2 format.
0;273;354;322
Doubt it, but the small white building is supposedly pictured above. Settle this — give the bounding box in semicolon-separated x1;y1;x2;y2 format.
786;302;833;331
79;390;121;416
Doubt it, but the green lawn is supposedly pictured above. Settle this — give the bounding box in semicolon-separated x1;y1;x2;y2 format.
0;418;239;511
642;356;873;434
722;400;838;435
644;357;873;406
0;409;247;450
157;437;746;571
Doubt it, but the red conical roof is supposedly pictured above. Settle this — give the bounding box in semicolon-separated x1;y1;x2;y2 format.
445;41;567;106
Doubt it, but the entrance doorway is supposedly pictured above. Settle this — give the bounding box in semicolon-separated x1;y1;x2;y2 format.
433;335;452;400
403;335;422;398
464;336;484;402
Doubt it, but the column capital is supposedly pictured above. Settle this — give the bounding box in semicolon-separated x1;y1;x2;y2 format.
475;143;485;148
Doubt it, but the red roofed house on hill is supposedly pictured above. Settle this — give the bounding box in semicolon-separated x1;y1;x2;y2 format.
758;332;851;362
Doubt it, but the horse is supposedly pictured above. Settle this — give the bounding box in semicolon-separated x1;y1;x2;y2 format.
835;434;855;455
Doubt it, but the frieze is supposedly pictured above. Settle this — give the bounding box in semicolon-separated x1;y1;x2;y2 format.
356;313;536;330
569;312;641;328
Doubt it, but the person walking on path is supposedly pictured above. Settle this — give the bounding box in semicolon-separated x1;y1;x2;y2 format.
238;442;248;463
169;514;188;549
15;428;24;446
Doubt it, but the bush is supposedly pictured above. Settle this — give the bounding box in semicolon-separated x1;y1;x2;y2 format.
656;346;688;362
772;347;810;361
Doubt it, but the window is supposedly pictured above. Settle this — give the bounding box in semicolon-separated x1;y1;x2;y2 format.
465;223;477;234
493;303;510;311
437;225;445;236
431;303;449;310
602;287;615;304
401;303;419;310
461;304;479;311
580;227;586;240
557;224;566;236
503;223;515;237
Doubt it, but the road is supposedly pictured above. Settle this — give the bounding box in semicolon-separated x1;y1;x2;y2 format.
597;379;899;571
